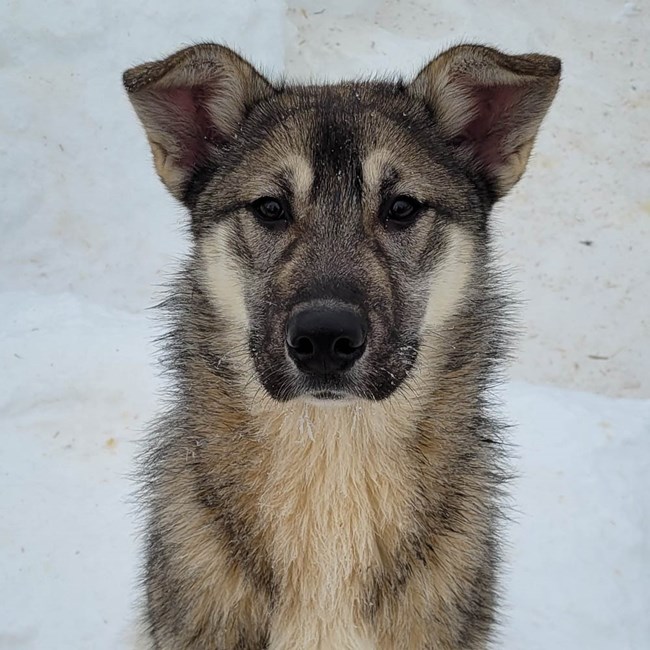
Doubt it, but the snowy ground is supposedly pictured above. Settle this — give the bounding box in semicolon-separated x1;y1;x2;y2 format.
1;1;648;648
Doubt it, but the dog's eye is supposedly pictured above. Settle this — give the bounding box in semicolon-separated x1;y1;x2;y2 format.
251;197;288;229
384;196;421;229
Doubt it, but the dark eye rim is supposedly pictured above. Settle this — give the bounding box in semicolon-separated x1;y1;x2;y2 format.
383;195;422;229
250;196;290;228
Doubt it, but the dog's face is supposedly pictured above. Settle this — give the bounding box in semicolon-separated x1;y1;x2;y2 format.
193;86;486;402
124;44;560;403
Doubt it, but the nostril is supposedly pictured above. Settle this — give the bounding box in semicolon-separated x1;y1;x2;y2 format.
332;336;363;358
292;335;314;358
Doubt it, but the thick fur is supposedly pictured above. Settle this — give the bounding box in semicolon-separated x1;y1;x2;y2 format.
123;43;560;649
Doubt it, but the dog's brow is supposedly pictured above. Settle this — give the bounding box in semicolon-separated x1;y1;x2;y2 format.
282;154;314;203
362;149;395;197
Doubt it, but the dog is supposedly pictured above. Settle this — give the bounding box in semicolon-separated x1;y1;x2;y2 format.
123;42;560;649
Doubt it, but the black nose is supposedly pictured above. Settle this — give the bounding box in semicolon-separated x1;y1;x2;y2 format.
286;304;367;375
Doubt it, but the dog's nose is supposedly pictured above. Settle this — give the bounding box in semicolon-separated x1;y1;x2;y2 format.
286;304;367;375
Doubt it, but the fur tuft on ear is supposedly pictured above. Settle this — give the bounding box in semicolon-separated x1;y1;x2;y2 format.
410;44;561;197
123;44;274;202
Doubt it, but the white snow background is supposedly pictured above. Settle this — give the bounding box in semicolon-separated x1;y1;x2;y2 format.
1;1;648;648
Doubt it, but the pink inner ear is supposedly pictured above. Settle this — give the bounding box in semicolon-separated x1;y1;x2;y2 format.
151;85;227;170
458;83;525;172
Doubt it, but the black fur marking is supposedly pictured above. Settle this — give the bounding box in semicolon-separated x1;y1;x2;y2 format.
234;629;270;650
183;163;218;213
310;106;363;205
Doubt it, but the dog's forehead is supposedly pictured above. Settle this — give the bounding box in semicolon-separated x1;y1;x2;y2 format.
258;85;406;150
242;84;435;201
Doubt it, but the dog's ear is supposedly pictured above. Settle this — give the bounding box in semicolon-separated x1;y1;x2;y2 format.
410;45;561;198
123;44;274;202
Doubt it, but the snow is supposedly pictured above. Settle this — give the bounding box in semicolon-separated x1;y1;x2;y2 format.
0;1;648;648
503;383;650;649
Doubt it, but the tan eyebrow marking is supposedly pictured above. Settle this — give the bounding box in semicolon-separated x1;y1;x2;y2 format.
283;154;314;203
362;148;393;195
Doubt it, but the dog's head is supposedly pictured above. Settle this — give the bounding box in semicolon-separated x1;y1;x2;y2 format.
124;44;559;404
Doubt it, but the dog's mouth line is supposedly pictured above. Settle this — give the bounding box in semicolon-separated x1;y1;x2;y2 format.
309;389;348;400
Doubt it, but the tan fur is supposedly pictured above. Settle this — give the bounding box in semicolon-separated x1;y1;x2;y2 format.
500;138;536;190
252;398;416;649
282;154;314;205
362;148;394;193
421;225;475;334
199;223;250;328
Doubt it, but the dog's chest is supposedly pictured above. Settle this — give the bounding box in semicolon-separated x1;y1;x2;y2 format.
255;405;414;649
